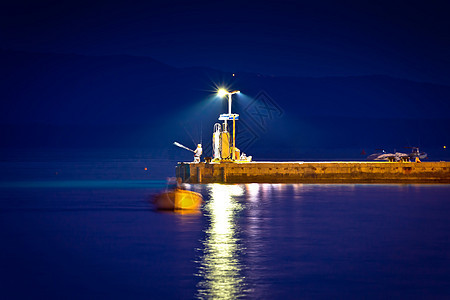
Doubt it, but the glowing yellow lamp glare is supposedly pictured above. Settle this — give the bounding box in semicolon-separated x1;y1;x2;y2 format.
217;89;228;98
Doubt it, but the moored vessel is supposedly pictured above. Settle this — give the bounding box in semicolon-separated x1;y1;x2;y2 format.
153;188;203;211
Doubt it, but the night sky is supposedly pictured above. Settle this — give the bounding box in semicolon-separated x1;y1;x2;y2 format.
1;0;449;158
2;0;449;83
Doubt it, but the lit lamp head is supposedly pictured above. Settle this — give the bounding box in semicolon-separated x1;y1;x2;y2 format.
217;89;240;97
217;89;228;98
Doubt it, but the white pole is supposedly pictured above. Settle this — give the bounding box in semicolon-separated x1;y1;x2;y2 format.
228;93;232;114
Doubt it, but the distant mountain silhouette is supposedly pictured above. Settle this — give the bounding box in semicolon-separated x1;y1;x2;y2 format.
1;49;449;159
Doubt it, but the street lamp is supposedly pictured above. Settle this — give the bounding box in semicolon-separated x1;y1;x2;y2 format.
217;89;240;115
217;88;240;160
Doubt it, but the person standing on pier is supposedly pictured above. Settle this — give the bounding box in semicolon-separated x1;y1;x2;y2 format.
194;144;202;163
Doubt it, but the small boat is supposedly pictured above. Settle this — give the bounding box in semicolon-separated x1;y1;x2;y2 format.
153;188;203;211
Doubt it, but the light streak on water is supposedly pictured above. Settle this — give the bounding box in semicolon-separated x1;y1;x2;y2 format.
197;184;246;299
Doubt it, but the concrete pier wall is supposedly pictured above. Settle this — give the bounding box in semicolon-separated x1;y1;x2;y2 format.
176;161;450;184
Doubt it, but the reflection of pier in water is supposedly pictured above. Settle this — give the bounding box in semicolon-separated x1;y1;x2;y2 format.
196;184;246;299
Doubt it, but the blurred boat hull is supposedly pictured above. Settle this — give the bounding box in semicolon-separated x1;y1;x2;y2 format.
153;189;202;210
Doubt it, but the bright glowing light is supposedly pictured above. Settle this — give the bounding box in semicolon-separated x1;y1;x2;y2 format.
217;89;240;98
217;89;228;98
197;184;245;299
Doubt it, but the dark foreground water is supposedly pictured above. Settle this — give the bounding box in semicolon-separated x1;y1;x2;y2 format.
1;150;450;299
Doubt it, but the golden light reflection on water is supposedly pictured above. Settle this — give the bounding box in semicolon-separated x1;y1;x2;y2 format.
197;184;246;299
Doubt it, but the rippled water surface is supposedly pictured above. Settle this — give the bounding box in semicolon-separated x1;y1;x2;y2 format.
1;150;449;299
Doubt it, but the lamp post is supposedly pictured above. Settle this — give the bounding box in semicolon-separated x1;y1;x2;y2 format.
218;89;239;114
217;89;240;160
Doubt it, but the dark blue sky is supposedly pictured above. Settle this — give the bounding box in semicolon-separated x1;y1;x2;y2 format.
1;0;450;84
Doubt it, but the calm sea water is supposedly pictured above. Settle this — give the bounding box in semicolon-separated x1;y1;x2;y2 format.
1;149;449;299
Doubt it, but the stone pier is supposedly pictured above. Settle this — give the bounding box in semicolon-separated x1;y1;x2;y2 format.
175;161;450;184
